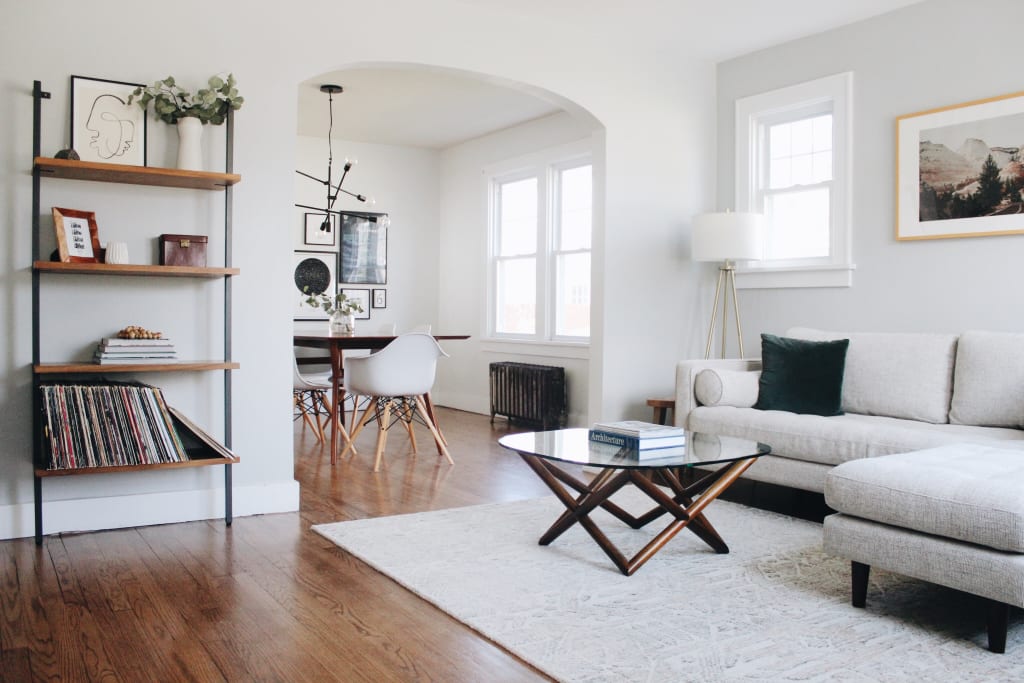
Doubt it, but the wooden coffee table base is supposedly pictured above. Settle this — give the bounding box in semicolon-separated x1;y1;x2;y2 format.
519;455;759;576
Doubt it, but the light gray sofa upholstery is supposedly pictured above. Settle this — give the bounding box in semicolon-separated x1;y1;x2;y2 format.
674;329;1024;493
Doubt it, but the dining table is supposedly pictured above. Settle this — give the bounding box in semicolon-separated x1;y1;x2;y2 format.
293;332;470;463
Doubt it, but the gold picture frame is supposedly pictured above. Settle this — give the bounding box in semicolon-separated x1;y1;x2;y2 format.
897;90;1024;241
52;207;101;262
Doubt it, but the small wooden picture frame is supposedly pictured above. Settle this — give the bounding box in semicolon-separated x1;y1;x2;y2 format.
372;288;387;309
52;207;101;262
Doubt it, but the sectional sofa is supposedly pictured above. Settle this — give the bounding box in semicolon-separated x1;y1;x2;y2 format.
674;328;1024;492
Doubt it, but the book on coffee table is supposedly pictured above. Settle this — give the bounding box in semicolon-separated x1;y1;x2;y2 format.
588;420;686;450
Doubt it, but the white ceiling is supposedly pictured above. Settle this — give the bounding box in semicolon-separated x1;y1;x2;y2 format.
297;0;924;149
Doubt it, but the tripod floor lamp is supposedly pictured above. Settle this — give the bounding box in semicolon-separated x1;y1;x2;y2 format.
691;211;766;359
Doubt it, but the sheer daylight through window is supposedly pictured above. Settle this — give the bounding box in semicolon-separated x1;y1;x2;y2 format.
490;147;592;342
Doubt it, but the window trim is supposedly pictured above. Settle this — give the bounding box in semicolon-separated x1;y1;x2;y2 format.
485;139;592;344
734;72;855;289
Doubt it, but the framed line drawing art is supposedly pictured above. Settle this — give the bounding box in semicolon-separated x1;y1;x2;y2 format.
70;75;147;167
293;251;337;320
340;211;388;284
52;207;101;263
303;212;337;248
340;288;371;319
897;90;1024;240
372;288;387;309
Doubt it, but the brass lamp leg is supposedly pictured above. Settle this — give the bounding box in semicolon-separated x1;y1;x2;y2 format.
704;267;726;360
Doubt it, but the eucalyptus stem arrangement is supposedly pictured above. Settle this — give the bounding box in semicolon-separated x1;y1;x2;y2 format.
302;287;364;317
128;74;243;125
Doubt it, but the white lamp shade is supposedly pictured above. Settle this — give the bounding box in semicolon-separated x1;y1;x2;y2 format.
691;211;766;262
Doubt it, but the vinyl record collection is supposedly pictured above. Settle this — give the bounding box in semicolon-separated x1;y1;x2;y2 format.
39;381;188;470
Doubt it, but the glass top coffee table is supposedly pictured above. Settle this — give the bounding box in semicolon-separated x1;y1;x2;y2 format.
498;428;770;575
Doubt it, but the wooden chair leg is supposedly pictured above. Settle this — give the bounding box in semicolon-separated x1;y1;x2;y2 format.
295;391;323;443
341;401;376;459
414;395;453;465
852;561;869;608
988;600;1009;653
401;398;418;453
373;399;392;472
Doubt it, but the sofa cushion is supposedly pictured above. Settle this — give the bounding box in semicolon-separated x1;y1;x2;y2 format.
824;445;1024;553
754;334;849;416
688;406;1024;468
949;330;1024;428
694;368;760;408
787;327;957;424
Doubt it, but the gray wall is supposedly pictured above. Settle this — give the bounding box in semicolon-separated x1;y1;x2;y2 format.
717;0;1024;345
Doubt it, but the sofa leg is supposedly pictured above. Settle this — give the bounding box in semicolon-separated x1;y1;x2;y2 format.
988;600;1008;653
851;561;869;608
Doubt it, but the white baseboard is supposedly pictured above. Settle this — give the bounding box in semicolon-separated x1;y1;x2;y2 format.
0;479;301;541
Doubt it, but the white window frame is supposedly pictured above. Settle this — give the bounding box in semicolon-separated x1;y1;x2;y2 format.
486;140;592;346
735;72;855;289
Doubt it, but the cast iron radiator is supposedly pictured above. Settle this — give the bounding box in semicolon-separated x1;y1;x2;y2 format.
489;362;567;430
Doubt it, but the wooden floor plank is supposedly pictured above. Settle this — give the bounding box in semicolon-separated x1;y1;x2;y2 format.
2;408;554;682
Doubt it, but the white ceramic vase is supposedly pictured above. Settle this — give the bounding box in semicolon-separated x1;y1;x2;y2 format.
329;311;355;335
176;116;203;170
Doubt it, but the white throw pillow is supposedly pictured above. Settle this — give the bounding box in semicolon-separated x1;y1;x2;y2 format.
695;369;760;408
949;330;1024;428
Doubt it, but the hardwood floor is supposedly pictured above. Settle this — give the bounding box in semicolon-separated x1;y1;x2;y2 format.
1;408;558;682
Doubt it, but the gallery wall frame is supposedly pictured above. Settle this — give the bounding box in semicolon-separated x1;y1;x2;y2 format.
340;288;371;319
339;211;388;284
52;207;101;263
897;90;1024;241
70;75;147;167
303;212;337;248
372;288;387;309
293;251;337;320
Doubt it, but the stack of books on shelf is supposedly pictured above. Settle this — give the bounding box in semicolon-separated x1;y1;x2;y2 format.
39;381;188;470
588;420;687;459
93;337;178;364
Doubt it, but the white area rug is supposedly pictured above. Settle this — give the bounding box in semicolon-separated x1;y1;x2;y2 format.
313;490;1024;682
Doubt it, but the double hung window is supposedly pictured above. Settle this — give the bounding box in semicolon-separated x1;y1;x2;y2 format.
490;144;592;342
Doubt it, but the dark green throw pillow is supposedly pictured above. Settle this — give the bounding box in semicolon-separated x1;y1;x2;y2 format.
754;333;849;416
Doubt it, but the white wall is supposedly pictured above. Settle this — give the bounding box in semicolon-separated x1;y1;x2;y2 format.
436;112;595;424
715;0;1024;347
0;0;716;538
292;135;440;337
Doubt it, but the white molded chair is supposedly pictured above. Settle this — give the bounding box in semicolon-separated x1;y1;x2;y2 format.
293;354;353;450
341;333;452;471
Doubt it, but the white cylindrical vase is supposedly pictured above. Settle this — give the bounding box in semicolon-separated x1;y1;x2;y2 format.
176;117;204;171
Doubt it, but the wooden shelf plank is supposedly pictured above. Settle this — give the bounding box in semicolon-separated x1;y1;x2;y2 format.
35;361;239;374
34;157;240;191
36;455;239;478
34;261;239;278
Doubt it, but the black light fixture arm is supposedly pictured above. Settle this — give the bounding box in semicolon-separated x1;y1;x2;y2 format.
294;84;370;232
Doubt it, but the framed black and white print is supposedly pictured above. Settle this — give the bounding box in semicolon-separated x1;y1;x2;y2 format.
293;251;337;320
70;76;147;167
340;288;371;319
372;288;387;309
303;212;337;248
340;211;388;284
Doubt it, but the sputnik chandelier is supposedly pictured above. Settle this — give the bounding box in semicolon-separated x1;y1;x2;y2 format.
295;84;373;233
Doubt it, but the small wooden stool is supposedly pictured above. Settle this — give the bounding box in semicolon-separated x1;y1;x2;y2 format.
646;398;675;425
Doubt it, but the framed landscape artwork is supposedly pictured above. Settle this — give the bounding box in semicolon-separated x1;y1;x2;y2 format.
340;211;388;284
70;75;147;167
897;90;1024;240
293;251;336;320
